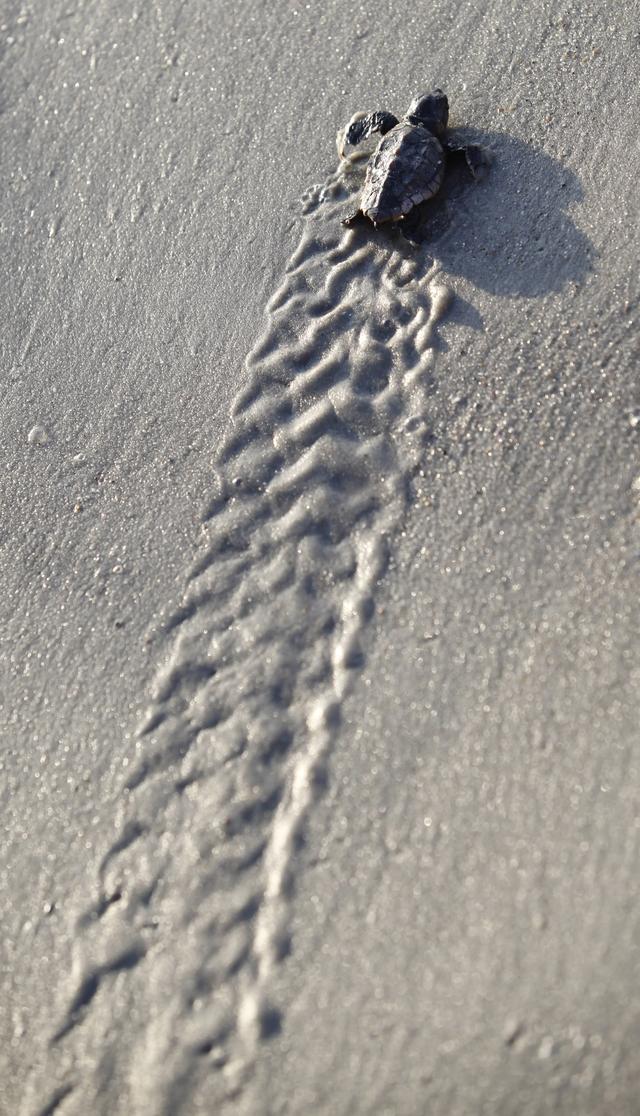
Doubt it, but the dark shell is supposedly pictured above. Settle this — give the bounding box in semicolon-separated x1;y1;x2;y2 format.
360;123;445;224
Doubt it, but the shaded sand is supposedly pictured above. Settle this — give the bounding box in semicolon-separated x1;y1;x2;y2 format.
2;1;639;1114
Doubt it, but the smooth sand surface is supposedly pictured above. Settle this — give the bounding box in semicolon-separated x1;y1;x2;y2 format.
2;1;639;1113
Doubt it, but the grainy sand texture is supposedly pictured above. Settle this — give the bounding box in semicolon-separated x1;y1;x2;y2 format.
2;2;639;1114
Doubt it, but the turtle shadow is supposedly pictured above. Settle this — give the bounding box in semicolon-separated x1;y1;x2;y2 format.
342;129;596;299
416;128;596;297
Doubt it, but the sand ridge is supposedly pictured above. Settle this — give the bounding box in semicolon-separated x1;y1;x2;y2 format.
30;166;459;1114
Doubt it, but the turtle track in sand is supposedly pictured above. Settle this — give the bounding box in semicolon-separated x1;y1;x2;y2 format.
32;170;455;1116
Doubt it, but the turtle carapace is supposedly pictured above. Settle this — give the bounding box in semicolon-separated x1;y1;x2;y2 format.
341;90;486;231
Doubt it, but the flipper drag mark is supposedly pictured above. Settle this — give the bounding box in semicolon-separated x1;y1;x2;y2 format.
30;170;455;1116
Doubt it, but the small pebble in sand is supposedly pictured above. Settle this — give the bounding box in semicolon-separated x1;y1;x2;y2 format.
28;425;48;445
538;1035;555;1060
503;1017;525;1047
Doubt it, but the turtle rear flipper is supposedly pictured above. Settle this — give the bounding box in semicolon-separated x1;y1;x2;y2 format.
342;209;366;228
398;207;425;244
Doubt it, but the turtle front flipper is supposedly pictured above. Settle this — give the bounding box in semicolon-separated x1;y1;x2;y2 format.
443;141;490;179
345;110;399;147
338;110;399;161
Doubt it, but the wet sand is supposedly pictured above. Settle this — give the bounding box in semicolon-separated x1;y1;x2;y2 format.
2;2;639;1113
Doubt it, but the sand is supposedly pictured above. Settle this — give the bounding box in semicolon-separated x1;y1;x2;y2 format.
2;1;639;1113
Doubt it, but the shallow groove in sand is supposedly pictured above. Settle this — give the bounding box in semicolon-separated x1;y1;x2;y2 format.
33;169;454;1115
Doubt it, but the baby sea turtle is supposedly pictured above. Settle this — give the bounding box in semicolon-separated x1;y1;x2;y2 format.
340;89;486;232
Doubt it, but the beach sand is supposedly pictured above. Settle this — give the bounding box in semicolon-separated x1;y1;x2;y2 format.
2;1;639;1112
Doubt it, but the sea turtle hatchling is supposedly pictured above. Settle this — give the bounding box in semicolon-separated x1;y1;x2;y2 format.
340;89;487;232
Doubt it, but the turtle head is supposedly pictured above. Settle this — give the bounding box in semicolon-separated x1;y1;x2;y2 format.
406;89;449;135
